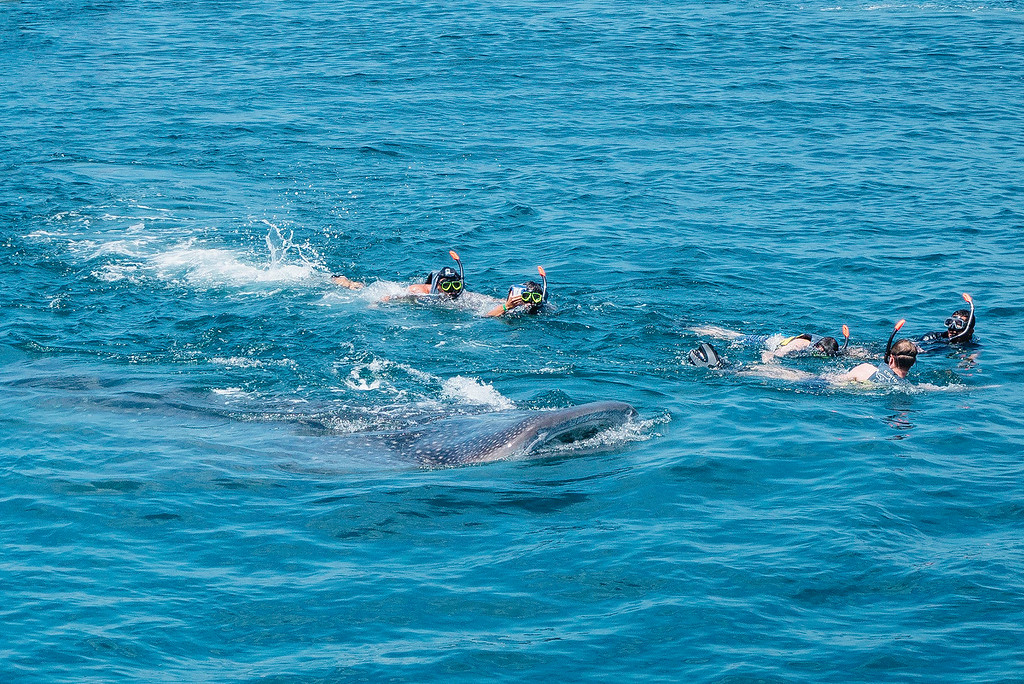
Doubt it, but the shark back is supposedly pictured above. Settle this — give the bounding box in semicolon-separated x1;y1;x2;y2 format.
391;401;637;466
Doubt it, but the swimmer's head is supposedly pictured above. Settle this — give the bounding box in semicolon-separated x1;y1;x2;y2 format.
433;266;464;299
812;336;840;357
945;308;974;342
512;280;545;314
888;338;918;373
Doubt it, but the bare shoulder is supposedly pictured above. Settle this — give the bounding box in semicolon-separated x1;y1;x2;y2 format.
834;363;877;383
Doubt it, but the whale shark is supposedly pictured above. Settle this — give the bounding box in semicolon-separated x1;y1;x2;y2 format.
319;401;638;467
388;400;638;466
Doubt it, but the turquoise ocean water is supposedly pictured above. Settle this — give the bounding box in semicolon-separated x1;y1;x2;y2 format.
3;0;1024;680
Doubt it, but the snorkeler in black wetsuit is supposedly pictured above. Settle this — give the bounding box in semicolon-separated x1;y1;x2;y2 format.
915;293;977;352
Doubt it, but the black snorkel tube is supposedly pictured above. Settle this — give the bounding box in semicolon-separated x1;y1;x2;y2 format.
884;318;906;363
951;292;974;343
537;265;547;302
841;324;850;351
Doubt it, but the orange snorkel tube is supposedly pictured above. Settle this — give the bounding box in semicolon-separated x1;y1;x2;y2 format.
841;324;850;351
537;265;547;302
449;250;464;282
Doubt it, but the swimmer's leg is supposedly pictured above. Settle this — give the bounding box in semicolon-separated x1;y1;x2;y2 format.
690;325;745;340
737;364;817;382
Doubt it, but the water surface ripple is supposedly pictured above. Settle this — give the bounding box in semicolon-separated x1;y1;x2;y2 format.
2;1;1023;681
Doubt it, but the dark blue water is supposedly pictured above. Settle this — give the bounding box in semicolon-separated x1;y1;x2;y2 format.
3;0;1024;681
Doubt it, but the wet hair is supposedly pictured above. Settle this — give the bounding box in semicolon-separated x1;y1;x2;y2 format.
888;339;918;372
948;308;975;338
812;336;839;356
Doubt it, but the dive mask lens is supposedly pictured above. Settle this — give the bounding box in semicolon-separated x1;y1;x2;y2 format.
945;317;967;331
440;280;462;292
522;291;542;304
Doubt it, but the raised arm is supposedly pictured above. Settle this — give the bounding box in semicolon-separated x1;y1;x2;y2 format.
485;291;525;317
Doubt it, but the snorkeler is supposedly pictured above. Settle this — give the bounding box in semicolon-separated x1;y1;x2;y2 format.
833;320;918;384
759;332;841;362
688;320;918;386
915;293;977;351
690;324;848;363
486;266;548;317
332;250;468;301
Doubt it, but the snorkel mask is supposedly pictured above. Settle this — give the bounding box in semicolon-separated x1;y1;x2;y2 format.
812;337;840;357
947;292;974;343
811;325;850;357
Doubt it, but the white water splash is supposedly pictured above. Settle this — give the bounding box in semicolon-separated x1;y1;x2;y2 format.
45;211;329;289
210;357;298;370
441;376;515;410
152;243;314;286
345;365;383;391
541;412;669;455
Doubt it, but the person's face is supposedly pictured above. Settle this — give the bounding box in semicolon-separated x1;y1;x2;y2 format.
522;288;543;312
437;278;463;298
945;315;969;336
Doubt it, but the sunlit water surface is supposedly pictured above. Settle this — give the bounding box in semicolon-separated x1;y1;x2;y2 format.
2;1;1023;681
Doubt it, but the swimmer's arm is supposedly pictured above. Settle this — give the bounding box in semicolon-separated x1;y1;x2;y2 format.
485;293;525;317
332;275;365;290
381;283;431;302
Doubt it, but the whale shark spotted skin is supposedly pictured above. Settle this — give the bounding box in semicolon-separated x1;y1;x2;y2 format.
385;401;638;467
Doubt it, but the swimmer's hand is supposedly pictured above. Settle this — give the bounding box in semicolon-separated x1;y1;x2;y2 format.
485;293;524;317
332;275;364;290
